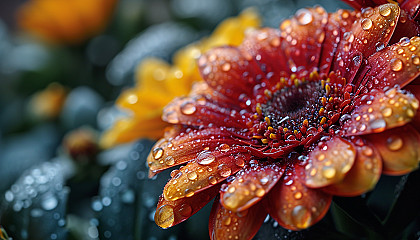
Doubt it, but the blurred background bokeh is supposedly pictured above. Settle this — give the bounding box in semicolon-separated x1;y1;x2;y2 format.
3;1;419;240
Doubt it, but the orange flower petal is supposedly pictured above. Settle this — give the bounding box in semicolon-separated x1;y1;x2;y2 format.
319;9;358;74
363;36;420;91
279;6;328;74
220;162;284;212
197;47;262;100
162;95;248;128
408;85;420;130
364;124;420;175
299;137;355;188
265;169;332;230
209;196;266;240
155;185;220;229
343;88;419;135
333;4;400;81
322;140;382;196
163;149;250;201
147;127;241;173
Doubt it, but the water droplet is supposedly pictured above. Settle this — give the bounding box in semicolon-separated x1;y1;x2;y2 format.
382;107;393;117
294;192;303;200
165;111;179;124
197;151;216;165
102;196;112;206
179;204;192;217
153;147;164;160
369;119;386;131
208;176;217;185
361;18;373;30
390;58;403;72
362;146;373;157
322;166;336;179
41;194;58;210
222;63;231;72
376;42;385;52
187;172;197;180
387;136;403;151
379;5;392;17
296;9;313;25
291;205;312;229
185;189;195;197
219;144;230;152
218;164;232;177
180;102;196;115
412;56;420;65
165;156;175;166
223;216;232;226
256;188;265;197
400;37;410;46
121;189;135;204
156;205;174;228
5;191;14;202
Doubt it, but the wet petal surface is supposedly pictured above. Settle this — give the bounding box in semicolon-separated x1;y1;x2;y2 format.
300;137;355;188
343;88;419;135
220;162;284;212
209;197;266;240
364;124;420;175
265;169;332;230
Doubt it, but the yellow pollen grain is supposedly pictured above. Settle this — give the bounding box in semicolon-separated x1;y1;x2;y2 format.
252;135;263;139
321;80;326;88
269;133;277;139
291;74;297;80
283;128;288;133
256;103;262;115
293;130;298;135
321;97;327;106
280;77;286;84
265;117;271;125
320;117;327;125
261;139;269;144
319;108;325;116
294;79;300;87
264;89;272;98
329;97;333;103
303;119;309;126
268;126;274;131
325;84;331;95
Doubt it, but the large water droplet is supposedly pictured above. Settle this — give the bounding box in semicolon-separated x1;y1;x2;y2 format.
218;164;232;177
296;9;313;25
155;205;174;229
180;102;196;115
390;58;403;71
197;151;216;165
153;147;164;160
379;5;392;17
382;107;393;117
222;63;231;72
387;136;403;151
291;205;312;229
361;18;373;30
187;172;197;180
369;119;386;131
41;194;58;211
322;166;336;179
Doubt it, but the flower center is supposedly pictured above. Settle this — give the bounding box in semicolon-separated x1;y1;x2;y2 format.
248;71;352;153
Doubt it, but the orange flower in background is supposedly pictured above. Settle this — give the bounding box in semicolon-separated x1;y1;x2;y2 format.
28;83;68;120
17;0;117;44
149;3;420;239
100;9;260;148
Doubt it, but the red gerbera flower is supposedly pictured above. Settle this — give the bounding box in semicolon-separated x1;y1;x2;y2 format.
148;3;420;239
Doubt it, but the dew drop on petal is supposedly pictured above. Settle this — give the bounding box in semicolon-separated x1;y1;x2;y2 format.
197;151;216;165
166;111;179;124
291;205;312;229
369;119;386;131
219;144;230;152
390;58;403;71
187;171;198;181
379;5;392;17
153;147;164;160
185;189;195;197
223;216;232;226
222;63;231;72
155;205;174;229
165;156;175;166
296;9;313;25
386;136;403;151
294;192;302;200
412;56;420;65
361;18;373;30
256;188;265;197
208;176;217;185
322;166;336;179
218;164;232;177
179;204;192;217
382;107;393;117
180;102;196;115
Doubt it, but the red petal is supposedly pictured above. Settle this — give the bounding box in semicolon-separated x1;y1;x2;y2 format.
209;196;266;240
364;124;420;175
363;36;420;90
155;184;220;228
279;6;328;74
198;46;262;101
333;4;400;82
340;0;389;9
163;149;250;201
408;85;420;129
299;137;356;188
147;127;242;173
389;9;420;44
401;0;420;21
322;140;382;196
265;169;332;230
162;95;249;128
220;162;284;212
319;9;358;74
343;88;419;135
239;28;288;75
